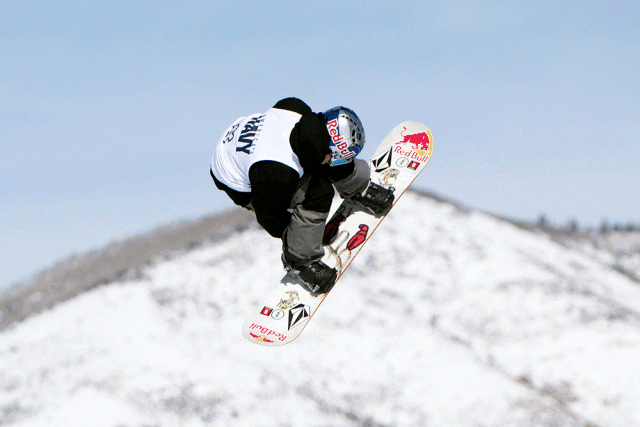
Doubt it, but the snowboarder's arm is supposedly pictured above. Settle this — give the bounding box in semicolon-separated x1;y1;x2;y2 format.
248;161;299;238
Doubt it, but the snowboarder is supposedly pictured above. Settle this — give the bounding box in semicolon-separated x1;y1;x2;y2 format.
210;97;393;293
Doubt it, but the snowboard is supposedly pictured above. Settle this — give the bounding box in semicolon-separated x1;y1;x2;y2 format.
242;121;433;346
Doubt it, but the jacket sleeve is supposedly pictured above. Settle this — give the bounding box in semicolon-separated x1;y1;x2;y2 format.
248;160;299;238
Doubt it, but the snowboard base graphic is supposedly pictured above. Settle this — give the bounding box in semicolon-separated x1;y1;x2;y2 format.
243;121;433;346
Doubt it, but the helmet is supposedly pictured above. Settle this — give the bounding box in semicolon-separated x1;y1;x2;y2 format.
323;106;365;167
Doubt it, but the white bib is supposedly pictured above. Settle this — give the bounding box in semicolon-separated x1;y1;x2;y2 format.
211;108;304;192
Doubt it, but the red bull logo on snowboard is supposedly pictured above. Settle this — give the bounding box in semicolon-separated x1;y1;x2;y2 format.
394;126;432;163
248;323;287;342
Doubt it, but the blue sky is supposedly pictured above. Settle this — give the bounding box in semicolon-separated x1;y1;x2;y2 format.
1;1;639;289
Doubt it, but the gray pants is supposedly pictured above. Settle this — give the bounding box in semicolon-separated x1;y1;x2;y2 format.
284;159;370;261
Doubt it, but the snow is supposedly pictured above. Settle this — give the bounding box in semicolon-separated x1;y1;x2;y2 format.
2;192;640;426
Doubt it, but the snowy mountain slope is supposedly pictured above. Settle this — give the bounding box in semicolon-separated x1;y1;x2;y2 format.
0;209;255;331
552;230;640;284
2;191;640;426
495;213;640;287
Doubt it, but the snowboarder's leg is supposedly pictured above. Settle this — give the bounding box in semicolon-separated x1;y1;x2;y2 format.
331;159;394;216
331;159;370;199
282;174;337;294
284;173;334;257
284;205;328;262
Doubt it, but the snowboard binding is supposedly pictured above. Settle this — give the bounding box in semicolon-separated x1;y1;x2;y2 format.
351;182;395;217
281;253;337;296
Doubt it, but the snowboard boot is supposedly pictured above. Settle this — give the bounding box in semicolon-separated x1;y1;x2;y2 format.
281;252;338;296
351;182;395;216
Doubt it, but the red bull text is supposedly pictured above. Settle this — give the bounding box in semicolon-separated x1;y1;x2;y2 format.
248;323;287;342
394;127;431;163
327;119;356;160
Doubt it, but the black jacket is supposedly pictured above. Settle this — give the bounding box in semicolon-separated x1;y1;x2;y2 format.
247;98;355;238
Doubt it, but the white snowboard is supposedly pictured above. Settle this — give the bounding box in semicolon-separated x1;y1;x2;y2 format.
243;121;433;346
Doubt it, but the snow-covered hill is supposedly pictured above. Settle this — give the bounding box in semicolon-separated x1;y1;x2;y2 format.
2;191;640;427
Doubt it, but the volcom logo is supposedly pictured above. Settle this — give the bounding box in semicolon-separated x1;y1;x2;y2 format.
288;303;310;330
371;147;392;172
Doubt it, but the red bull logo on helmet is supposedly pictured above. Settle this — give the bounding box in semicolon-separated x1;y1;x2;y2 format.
394;126;432;163
327;118;356;161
